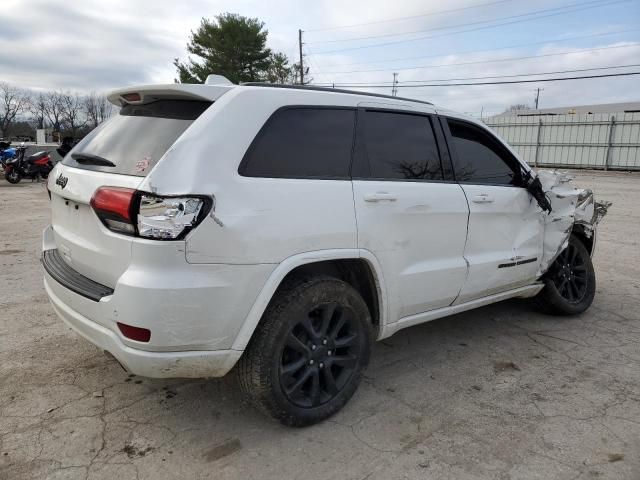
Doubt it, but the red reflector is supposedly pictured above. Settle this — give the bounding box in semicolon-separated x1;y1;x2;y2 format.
117;322;151;342
122;92;141;102
90;187;135;222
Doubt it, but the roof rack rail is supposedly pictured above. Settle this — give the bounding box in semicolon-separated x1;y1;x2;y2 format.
241;83;433;106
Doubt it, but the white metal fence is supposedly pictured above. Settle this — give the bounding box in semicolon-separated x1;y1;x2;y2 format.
486;112;640;170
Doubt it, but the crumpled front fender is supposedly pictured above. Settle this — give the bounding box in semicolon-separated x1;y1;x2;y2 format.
537;171;611;276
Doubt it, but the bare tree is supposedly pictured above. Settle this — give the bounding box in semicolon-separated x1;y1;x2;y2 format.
28;92;48;129
60;92;86;138
0;82;30;138
43;91;65;133
84;92;113;128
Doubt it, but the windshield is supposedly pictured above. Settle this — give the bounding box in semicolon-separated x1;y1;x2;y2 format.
62;99;212;176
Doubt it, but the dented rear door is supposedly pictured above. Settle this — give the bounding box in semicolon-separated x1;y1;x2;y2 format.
352;107;469;319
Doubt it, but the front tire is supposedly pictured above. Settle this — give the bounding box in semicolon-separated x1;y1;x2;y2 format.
238;275;372;427
5;169;21;184
534;234;596;315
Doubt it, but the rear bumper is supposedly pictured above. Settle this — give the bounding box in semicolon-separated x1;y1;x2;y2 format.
42;224;275;378
45;275;242;378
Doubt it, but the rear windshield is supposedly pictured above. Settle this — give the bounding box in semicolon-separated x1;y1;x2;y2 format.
62;99;212;176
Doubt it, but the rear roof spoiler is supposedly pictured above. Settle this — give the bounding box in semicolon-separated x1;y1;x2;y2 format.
107;82;235;106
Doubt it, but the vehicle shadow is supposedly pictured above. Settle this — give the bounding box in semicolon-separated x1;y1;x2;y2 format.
99;296;566;435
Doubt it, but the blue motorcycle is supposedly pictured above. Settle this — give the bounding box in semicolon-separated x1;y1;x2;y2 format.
0;141;17;173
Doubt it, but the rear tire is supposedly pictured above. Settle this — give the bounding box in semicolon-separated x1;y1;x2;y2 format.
5;169;21;184
534;234;595;315
238;275;372;427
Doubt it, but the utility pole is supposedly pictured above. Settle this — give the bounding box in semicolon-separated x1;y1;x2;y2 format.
298;29;304;85
391;72;398;96
534;88;543;110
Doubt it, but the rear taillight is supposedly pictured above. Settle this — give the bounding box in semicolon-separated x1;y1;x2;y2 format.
90;187;210;240
137;194;205;239
90;187;136;234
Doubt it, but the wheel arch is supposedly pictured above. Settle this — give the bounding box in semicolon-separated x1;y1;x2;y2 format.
231;249;387;352
572;224;595;255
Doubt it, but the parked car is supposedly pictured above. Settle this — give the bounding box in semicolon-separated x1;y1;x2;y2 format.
42;78;608;426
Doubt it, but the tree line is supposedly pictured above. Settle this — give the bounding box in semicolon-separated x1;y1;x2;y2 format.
0;82;113;142
2;13;301;143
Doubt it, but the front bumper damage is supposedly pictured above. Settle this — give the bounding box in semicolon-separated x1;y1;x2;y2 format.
537;170;611;276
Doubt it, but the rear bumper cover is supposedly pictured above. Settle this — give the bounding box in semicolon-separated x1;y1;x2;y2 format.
42;224;274;378
45;274;241;378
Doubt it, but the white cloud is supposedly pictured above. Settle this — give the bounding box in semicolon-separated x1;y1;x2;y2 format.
0;0;638;115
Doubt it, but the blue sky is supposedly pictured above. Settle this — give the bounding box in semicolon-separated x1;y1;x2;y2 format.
1;0;638;115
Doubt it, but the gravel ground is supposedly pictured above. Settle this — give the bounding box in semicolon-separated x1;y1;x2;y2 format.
0;171;639;480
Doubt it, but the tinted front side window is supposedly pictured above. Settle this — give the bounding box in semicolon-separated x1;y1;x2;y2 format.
240;108;355;179
447;119;521;186
356;111;443;180
63;100;211;176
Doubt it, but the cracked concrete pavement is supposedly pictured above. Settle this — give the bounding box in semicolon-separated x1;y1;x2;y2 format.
1;171;639;480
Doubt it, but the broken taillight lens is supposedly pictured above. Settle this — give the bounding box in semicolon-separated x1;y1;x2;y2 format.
90;187;209;239
137;194;205;239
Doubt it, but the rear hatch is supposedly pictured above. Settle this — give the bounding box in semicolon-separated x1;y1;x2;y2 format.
48;97;213;288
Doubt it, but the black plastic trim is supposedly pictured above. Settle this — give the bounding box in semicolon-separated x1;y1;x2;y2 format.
43;249;114;302
240;83;433;105
498;257;538;269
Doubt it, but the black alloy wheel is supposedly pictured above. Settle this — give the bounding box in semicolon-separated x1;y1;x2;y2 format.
534;234;596;316
549;241;588;303
279;302;362;408
238;275;372;427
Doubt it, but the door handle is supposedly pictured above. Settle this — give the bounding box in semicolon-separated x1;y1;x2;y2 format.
471;194;494;204
363;192;397;203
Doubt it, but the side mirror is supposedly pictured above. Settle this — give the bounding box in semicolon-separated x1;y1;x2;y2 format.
523;171;552;213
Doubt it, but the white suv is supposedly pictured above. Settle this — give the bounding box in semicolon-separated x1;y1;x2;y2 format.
43;78;608;426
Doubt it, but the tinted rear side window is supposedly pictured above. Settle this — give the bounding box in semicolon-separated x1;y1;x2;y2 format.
447;119;521;186
63;100;211;176
240;108;355;179
354;111;443;181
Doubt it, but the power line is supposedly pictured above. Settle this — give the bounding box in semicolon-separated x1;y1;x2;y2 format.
309;28;640;69
307;0;609;44
303;48;326;84
310;71;640;88
310;43;639;75
312;0;631;55
310;64;640;86
304;0;515;33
